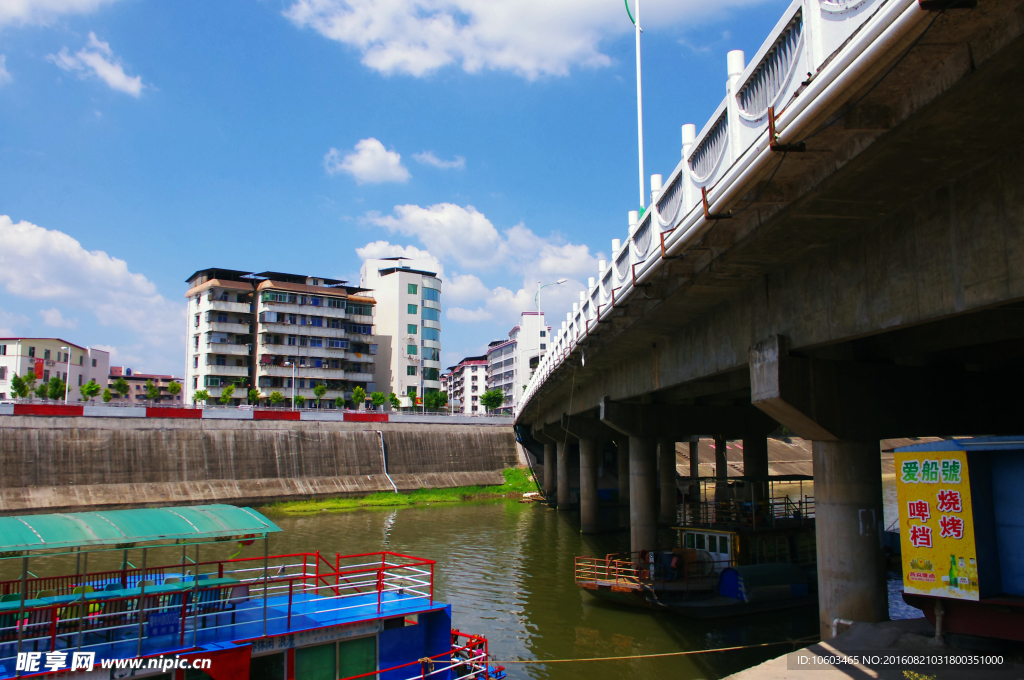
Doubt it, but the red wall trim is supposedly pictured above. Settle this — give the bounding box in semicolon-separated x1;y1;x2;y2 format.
13;404;84;417
254;411;301;421
146;408;203;419
343;413;388;422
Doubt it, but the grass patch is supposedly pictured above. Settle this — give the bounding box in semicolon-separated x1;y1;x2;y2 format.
263;467;540;515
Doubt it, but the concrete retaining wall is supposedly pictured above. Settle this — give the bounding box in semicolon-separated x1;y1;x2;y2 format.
0;416;517;513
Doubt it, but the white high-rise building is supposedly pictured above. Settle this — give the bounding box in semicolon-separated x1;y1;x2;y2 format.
359;258;442;406
184;269;377;407
486;311;549;415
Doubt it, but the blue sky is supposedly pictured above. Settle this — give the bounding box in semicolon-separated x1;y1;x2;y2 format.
0;0;790;373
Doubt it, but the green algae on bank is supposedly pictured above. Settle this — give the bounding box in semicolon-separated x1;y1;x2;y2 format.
262;468;540;515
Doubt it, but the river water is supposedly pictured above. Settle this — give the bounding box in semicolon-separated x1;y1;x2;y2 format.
265;500;820;680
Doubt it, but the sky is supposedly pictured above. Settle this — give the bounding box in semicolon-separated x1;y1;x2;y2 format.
0;0;791;373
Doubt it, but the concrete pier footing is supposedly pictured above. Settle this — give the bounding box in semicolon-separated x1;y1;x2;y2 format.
543;442;556;496
813;439;887;640
629;436;658;555
658;438;677;525
579;438;601;534
617;437;631;529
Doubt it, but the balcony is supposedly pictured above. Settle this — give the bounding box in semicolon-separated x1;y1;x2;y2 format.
258;364;342;378
423;359;441;370
422;319;441;331
203;365;250;377
422;339;441;350
204;321;250;334
423;379;441;389
346;371;375;382
205;300;251;314
347;313;374;325
257;301;347;318
422;298;441;311
257;322;347;338
205;342;250;356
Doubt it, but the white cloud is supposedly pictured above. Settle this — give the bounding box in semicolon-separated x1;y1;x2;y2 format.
39;307;78;329
46;32;144;97
0;55;11;86
447;306;493;322
0;0;123;27
0;215;185;371
324;138;410;184
0;308;29;336
413;151;465;170
283;0;765;79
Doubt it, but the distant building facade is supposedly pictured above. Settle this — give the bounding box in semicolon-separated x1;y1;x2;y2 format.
0;338;109;400
184;269;377;407
486;311;549;415
359;258;442;407
107;367;183;405
446;355;488;414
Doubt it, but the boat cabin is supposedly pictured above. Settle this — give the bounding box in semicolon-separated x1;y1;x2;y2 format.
0;505;501;680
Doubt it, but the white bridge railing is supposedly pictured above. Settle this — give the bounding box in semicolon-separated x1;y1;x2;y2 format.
518;0;937;418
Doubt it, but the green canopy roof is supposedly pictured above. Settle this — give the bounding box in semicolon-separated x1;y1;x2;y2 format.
0;505;281;553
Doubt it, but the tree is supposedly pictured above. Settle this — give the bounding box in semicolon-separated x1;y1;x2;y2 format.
102;388;113;403
424;390;448;411
145;379;160;402
313;383;327;407
193;389;210;405
370;391;385;410
248;388;261;405
294;395;306;408
218;385;235;405
479;388;505;412
167;381;182;398
388;392;401;410
35;383;48;400
79;379;102;402
268;391;284;407
334;396;345;409
113;377;130;400
47;376;66;401
10;373;32;399
352;386;366;407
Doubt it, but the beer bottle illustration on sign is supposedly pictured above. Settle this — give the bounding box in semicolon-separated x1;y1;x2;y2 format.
949;555;959;590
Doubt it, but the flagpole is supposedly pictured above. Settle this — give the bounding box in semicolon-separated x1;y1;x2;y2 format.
634;0;645;210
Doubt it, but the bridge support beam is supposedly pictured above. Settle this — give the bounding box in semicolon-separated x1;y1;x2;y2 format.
617;437;630;529
658;438;677;525
743;436;769;502
556;439;573;510
714;437;729;501
813;440;887;640
542;442;556;496
629;436;658;556
579;438;601;534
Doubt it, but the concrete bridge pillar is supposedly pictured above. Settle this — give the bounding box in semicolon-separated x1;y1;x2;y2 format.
714;437;729;501
617;437;630;529
556;439;572;510
579;437;602;534
688;440;701;519
658;438;677;525
629;436;658;555
813;440;887;639
542;442;556;496
742;436;769;504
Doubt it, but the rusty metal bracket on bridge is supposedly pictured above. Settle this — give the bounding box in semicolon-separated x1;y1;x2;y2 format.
768;106;806;153
631;263;651;289
701;187;732;221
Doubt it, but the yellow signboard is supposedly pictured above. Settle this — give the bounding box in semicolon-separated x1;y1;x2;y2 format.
895;450;978;601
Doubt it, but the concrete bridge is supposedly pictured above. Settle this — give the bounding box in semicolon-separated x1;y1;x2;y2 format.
516;0;1024;638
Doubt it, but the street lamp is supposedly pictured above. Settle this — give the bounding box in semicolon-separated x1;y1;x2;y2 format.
283;362;295;410
535;278;568;313
60;346;71;404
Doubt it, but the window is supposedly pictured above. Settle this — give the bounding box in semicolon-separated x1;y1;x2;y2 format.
299;337;308;347
408;304;418;314
288;314;298;325
422;287;440;302
540;344;546;350
407;324;418;335
540;331;546;337
216;314;227;323
79;355;84;365
309;337;323;348
327;339;348;349
407;345;418;356
0;367;6;380
288;336;297;346
44;349;51;360
78;374;83;386
344;323;372;335
348;303;373;316
423;368;440;381
0;345;6;355
192;377;198;389
408;283;418;295
92;358;97;367
310;316;323;327
216;356;227;366
422;327;440;341
407;366;417;376
422;347;440;361
28;346;35;358
193;357;198;368
43;370;50;382
422;307;440;322
326;297;344;308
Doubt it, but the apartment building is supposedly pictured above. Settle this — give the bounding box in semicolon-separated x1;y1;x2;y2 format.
446;355;488;414
107;366;184;405
359;258;442;406
184;269;377;406
0;338;109;400
486;311;549;415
